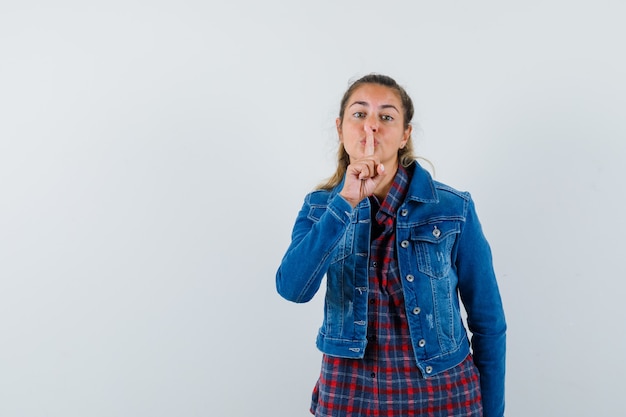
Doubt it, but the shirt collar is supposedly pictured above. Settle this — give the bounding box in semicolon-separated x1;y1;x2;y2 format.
377;163;411;217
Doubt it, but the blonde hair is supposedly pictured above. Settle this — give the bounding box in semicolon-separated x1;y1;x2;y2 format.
317;74;418;191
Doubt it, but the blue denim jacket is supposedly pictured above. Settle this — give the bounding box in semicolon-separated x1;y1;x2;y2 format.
276;162;506;417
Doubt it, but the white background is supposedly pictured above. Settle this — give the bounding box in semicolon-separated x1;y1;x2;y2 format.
1;1;625;416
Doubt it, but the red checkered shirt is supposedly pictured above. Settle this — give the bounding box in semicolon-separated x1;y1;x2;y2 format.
310;164;483;416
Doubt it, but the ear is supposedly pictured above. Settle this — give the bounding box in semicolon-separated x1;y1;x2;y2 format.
336;117;343;141
401;124;412;147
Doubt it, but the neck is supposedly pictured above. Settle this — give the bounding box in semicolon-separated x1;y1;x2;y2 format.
373;162;399;201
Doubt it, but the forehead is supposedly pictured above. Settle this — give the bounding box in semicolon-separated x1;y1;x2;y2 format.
347;83;403;107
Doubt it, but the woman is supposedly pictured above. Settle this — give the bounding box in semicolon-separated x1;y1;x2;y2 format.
276;74;506;417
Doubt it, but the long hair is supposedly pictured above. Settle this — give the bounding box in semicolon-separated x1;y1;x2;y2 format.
317;74;418;191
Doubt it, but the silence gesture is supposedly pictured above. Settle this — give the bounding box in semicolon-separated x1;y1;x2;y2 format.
339;126;387;207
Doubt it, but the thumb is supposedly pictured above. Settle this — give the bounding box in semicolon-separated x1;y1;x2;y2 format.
372;163;386;184
377;163;385;176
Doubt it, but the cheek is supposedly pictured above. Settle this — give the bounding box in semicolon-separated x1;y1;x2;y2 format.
339;122;363;140
340;132;361;158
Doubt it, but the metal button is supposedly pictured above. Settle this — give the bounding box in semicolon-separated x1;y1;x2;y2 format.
372;261;378;268
418;339;426;347
432;226;441;238
412;307;421;315
425;366;433;374
400;208;408;216
400;240;409;248
406;274;414;282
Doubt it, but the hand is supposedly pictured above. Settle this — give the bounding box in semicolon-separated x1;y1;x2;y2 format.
339;127;387;207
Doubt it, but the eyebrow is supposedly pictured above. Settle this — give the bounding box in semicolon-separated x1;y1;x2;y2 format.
349;101;400;113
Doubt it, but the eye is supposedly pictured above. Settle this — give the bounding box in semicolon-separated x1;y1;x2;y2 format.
381;114;394;121
352;111;366;118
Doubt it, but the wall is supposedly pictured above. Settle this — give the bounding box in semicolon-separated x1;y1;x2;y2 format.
1;1;624;416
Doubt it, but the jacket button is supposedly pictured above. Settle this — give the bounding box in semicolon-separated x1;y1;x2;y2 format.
400;208;408;216
418;339;426;347
406;274;414;282
400;240;409;248
412;307;421;315
432;226;441;238
425;366;433;374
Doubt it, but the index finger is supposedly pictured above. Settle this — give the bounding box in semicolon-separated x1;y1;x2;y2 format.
364;126;375;156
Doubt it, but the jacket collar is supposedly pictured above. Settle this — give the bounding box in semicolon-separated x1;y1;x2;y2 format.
405;161;439;204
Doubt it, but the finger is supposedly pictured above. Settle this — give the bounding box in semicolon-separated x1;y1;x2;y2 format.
357;163;371;180
364;126;375;156
371;163;386;183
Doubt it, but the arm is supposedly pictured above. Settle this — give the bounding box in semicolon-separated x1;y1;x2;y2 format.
456;197;507;417
278;130;385;303
276;192;354;303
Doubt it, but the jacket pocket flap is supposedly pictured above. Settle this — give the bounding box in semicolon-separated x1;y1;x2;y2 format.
410;221;460;243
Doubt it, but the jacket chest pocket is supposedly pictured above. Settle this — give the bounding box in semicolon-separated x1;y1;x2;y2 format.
410;221;460;279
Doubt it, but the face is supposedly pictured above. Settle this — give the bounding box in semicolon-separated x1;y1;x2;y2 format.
337;83;411;167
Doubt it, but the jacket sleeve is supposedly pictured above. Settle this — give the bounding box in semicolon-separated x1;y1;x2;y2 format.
456;196;507;417
276;192;354;303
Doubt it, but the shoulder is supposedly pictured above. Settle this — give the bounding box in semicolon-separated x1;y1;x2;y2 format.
405;161;471;205
304;187;339;206
432;180;471;202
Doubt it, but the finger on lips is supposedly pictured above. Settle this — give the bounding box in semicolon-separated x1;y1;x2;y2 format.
364;126;375;157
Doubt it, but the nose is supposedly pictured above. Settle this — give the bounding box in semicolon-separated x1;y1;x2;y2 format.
365;116;379;132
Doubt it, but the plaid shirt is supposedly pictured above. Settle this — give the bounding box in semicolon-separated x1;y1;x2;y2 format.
311;165;483;416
